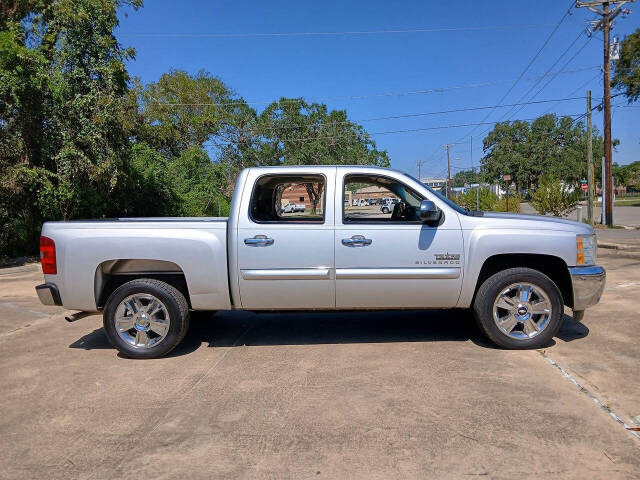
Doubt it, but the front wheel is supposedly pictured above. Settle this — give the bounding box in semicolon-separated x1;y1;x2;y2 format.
103;278;190;359
473;268;564;349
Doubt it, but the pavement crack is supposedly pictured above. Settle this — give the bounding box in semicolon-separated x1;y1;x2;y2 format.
537;350;640;441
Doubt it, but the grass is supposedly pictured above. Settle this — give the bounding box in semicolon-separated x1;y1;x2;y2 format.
614;199;640;207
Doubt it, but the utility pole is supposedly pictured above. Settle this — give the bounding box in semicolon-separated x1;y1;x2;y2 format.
586;90;594;225
442;144;454;199
417;160;424;182
576;1;635;226
471;136;479;211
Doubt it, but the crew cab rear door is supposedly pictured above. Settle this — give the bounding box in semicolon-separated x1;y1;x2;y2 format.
334;170;464;309
234;168;336;309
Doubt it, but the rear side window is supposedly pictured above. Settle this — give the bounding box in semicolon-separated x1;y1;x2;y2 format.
250;174;325;223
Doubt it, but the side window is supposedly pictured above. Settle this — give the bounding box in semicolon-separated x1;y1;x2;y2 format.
250;174;325;223
343;174;424;223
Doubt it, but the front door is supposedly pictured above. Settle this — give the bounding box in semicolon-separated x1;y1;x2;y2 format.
335;171;464;309
236;170;335;310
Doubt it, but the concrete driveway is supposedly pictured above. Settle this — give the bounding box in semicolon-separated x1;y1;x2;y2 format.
1;257;639;479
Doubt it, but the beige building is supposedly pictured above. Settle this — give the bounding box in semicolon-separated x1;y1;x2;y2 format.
353;185;392;200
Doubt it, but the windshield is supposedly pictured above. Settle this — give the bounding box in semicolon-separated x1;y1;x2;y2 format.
402;173;471;216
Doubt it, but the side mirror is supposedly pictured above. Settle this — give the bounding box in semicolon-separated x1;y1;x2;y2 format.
420;200;442;223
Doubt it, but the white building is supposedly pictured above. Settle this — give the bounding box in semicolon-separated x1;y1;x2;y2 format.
420;178;447;190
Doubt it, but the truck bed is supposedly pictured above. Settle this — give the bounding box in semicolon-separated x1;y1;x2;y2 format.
41;218;231;311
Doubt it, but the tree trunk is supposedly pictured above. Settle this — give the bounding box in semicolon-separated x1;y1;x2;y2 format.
304;182;323;215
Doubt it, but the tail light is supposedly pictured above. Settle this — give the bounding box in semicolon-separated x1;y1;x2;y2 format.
40;236;57;274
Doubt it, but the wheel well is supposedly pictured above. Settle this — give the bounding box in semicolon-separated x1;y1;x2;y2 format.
474;254;573;308
95;259;191;309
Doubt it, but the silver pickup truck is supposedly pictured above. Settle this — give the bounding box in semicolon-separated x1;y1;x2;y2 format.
36;166;605;358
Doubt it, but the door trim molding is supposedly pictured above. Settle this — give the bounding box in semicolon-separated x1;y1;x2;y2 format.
335;267;460;279
241;268;331;280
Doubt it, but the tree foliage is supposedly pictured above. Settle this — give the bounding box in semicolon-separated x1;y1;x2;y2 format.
529;175;580;217
452;169;483;187
613;28;640;103
481;114;611;192
0;2;390;257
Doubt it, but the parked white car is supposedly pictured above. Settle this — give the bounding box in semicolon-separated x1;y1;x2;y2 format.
36;165;605;358
380;198;399;214
281;203;305;214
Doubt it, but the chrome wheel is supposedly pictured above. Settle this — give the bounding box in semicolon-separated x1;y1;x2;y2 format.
492;282;552;340
114;294;171;349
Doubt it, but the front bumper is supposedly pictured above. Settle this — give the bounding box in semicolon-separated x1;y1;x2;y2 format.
568;266;606;311
35;283;62;306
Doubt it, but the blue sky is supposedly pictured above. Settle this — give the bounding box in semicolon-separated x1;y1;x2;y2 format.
117;0;640;178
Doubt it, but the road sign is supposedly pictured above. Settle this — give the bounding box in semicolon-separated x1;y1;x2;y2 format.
581;183;588;192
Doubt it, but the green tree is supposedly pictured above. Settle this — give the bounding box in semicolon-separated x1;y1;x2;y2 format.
452;169;483;187
481;114;609;191
529;175;579;217
612;161;640;188
256;98;389;213
481;120;531;192
1;0;143;256
168;147;230;217
613;28;640;102
136;70;236;157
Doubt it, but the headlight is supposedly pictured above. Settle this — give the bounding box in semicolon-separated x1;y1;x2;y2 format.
576;234;596;266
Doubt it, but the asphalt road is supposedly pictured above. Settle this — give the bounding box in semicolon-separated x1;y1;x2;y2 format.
1;256;639;479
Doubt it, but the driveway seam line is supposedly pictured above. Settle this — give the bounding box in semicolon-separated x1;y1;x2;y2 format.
538;350;640;441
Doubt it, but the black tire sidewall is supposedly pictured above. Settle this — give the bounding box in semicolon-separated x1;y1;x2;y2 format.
103;280;186;359
474;268;564;349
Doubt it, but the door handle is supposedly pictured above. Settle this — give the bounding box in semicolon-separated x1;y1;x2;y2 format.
244;235;274;247
342;235;372;247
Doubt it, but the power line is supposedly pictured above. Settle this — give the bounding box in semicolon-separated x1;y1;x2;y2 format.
203;114;583;145
466;32;592;142
242;96;588;133
451;0;576;144
144;66;599;108
502;36;593;121
120;23;558;38
497;31;589;122
541;71;602;115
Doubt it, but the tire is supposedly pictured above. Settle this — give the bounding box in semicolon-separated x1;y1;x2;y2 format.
382;207;389;214
103;278;190;359
473;267;564;349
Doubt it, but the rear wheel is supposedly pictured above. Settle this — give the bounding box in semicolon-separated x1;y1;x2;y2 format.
103;278;190;359
473;268;563;349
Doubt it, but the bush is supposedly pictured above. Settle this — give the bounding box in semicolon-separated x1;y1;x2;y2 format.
494;193;521;213
530;175;580;217
454;188;498;211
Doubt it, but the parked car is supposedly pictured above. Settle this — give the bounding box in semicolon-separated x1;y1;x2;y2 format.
36;165;605;358
281;203;305;214
380;198;399;214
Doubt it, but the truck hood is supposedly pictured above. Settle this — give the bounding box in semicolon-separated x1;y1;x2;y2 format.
476;212;594;234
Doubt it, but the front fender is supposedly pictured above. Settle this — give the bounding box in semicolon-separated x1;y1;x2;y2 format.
457;229;576;308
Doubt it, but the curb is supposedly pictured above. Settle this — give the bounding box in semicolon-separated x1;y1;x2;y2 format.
0;263;40;275
598;242;626;250
597;245;640;260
